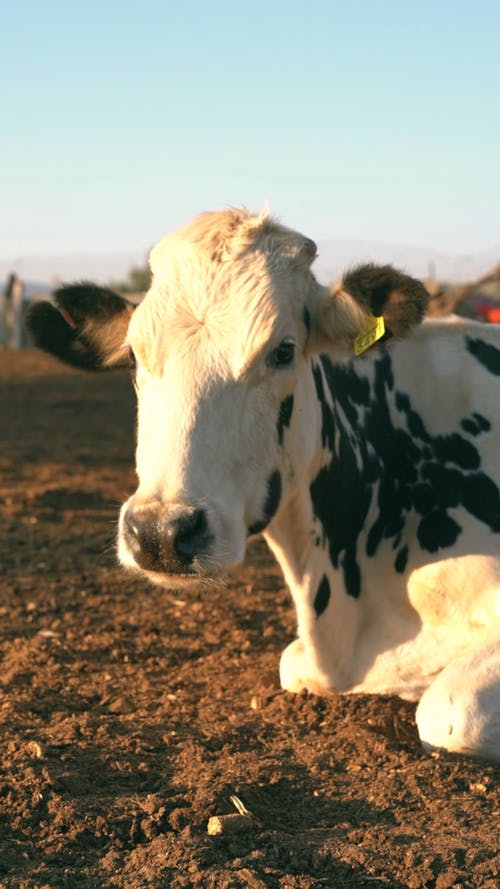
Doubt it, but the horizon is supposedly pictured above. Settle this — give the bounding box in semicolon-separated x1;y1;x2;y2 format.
4;228;500;265
3;234;498;294
2;1;500;261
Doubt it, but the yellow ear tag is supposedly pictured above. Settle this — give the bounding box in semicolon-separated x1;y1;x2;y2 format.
354;314;385;356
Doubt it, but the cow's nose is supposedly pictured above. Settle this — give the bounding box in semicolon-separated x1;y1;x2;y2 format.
123;507;211;573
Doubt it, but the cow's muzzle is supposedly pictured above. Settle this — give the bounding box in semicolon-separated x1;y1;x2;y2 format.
122;503;213;575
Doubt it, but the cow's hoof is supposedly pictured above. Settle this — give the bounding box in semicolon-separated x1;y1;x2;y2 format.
279;639;330;694
416;638;500;762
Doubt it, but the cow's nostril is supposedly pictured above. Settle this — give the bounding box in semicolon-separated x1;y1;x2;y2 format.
124;510;139;541
173;508;211;560
123;508;161;571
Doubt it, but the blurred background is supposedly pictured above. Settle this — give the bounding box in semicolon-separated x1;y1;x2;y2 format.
2;0;500;345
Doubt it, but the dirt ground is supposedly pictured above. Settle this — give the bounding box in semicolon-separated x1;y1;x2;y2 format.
0;349;499;889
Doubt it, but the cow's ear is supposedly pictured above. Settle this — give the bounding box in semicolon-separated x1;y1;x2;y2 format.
26;283;135;370
308;264;429;356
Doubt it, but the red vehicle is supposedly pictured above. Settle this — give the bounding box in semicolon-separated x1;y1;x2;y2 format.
459;290;500;323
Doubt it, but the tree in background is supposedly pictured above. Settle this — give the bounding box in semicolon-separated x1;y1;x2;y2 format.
111;262;151;295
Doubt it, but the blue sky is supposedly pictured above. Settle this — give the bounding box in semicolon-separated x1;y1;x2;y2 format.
2;0;499;259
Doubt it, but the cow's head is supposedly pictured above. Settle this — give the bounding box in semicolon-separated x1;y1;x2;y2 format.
27;209;428;587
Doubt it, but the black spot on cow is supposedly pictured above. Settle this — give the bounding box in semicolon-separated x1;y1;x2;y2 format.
475;412;491;432
460;412;491;437
310;356;373;599
466;336;500;376
303;306;311;335
396;399;429;441
460;473;500;532
248;470;282;535
394;545;409;573
314;575;331;617
433;434;480;470
309;349;500;598
277;396;294;445
312;363;335;450
417;509;462;552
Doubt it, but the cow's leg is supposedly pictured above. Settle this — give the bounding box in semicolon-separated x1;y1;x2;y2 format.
279;638;333;694
415;631;500;762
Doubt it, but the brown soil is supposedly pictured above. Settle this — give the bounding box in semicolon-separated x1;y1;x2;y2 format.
0;349;498;889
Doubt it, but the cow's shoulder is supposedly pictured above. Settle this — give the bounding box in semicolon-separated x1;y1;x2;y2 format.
308;319;500;599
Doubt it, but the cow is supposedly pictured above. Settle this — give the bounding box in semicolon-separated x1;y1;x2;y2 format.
27;208;500;761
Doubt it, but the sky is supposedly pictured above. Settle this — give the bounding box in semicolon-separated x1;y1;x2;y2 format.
1;0;500;263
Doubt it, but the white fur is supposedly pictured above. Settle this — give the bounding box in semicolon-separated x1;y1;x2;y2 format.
115;211;500;761
416;633;500;761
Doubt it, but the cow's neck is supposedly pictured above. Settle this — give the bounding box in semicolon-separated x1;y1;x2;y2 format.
264;354;366;687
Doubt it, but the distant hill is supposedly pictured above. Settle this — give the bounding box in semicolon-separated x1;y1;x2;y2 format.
1;240;499;298
313;239;500;285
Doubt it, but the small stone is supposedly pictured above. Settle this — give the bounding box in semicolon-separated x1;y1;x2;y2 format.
207;814;256;836
25;741;43;759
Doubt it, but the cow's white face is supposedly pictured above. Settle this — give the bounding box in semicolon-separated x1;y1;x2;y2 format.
117;214;322;585
27;208;427;587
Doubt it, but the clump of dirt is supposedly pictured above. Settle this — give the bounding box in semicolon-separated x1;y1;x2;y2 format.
0;350;498;888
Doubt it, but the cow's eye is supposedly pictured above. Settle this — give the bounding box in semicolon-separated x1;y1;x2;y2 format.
266;339;296;369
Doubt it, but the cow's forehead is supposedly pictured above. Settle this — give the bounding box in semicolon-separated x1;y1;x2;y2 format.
129;210;314;375
150;207;311;272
